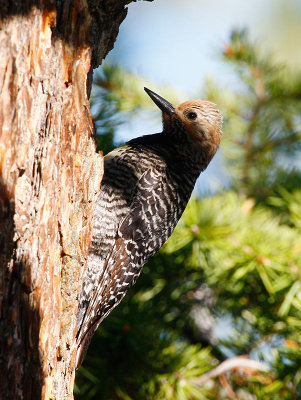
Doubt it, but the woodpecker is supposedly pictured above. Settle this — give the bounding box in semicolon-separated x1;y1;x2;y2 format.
76;88;223;368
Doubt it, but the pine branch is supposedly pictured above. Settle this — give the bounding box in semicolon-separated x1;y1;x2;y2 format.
194;356;270;385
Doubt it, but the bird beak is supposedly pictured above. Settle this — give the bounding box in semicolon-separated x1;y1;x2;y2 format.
144;87;175;116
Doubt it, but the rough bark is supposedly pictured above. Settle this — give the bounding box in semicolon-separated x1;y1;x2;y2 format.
0;1;138;399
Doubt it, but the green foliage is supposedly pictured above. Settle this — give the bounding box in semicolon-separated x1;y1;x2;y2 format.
205;29;301;197
268;187;301;229
76;192;301;399
76;29;301;399
164;194;301;329
75;320;217;400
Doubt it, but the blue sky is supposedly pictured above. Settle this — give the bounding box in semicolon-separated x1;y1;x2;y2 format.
107;0;267;93
101;0;301;194
107;0;301;93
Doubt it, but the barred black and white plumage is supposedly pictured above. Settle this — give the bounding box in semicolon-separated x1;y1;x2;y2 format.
76;88;223;368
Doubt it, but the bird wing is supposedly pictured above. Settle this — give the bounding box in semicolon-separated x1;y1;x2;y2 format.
76;168;170;367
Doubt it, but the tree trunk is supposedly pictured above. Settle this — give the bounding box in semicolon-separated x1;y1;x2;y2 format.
0;1;139;398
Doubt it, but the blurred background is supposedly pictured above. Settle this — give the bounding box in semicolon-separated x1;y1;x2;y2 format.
75;0;301;398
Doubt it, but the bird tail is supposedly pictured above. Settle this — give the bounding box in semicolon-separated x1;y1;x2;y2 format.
76;334;91;369
76;316;104;369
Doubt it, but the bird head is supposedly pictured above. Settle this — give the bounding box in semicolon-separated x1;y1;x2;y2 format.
144;87;223;161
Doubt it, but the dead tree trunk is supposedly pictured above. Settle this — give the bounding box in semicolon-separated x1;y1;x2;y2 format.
0;1;139;399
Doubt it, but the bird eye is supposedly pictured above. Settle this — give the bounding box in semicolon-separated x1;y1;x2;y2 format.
187;111;197;120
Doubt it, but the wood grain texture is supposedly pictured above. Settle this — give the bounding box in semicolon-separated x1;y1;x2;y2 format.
0;0;140;398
